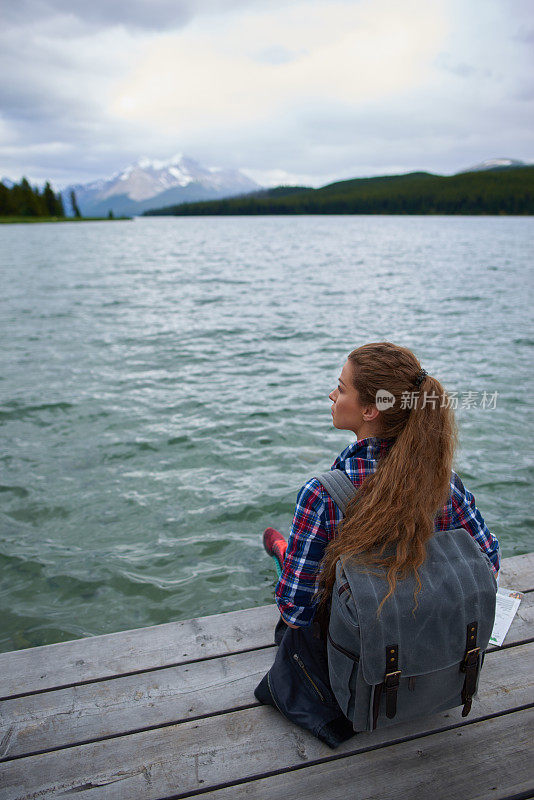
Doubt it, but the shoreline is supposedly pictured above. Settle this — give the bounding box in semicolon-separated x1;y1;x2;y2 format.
0;216;132;224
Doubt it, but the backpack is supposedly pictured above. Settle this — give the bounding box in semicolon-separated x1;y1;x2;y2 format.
315;469;498;733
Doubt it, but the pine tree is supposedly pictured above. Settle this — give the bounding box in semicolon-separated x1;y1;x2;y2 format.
19;177;40;216
0;181;13;215
43;181;57;216
70;189;82;218
54;190;65;217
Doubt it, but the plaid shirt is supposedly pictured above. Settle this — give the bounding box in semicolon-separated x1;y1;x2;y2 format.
275;436;501;627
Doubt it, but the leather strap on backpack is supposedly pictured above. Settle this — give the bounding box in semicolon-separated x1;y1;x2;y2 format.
384;644;401;719
460;621;480;717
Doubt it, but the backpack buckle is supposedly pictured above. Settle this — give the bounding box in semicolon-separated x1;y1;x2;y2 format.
460;647;480;672
384;670;401;719
384;644;401;720
461;623;480;717
384;670;401;687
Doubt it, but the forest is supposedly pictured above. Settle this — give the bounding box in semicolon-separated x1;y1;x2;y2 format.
145;166;534;216
0;178;66;218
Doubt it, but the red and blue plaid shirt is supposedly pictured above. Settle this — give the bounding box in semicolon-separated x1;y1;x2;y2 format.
275;436;501;627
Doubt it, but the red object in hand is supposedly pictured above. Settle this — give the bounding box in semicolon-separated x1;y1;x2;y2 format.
263;527;287;566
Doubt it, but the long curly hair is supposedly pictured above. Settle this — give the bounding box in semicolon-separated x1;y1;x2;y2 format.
317;342;458;614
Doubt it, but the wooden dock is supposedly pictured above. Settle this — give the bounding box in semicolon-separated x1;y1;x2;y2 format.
0;552;533;799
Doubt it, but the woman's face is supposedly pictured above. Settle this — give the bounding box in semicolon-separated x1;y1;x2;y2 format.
329;360;380;437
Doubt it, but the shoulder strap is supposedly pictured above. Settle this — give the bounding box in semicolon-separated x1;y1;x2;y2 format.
315;470;357;516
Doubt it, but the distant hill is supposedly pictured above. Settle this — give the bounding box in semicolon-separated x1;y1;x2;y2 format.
145;165;534;216
62;155;260;217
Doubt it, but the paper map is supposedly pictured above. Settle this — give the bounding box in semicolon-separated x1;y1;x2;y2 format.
489;587;524;647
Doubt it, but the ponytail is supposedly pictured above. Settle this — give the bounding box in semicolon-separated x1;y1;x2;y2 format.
318;342;458;612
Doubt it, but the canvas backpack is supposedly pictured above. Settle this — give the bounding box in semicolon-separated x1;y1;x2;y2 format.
315;469;498;733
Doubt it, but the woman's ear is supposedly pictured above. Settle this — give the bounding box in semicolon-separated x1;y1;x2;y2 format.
362;405;380;422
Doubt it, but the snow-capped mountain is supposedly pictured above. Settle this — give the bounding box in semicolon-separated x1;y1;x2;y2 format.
458;158;527;174
62;154;260;216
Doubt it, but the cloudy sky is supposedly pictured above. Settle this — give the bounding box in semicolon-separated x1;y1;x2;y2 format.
1;0;533;188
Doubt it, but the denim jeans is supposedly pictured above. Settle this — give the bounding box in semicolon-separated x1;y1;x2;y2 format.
254;615;355;749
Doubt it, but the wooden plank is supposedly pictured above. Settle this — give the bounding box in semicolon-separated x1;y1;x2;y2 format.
1;641;532;798
0;648;273;760
0;552;530;701
0;604;280;699
498;551;534;590
1;593;532;762
198;708;534;800
1;603;533;761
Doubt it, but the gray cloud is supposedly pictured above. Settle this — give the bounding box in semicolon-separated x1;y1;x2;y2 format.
1;0;533;188
253;46;305;65
2;0;283;31
435;54;481;80
513;28;534;45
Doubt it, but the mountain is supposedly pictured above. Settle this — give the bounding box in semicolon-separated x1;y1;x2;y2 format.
458;158;528;173
146;165;534;216
61;155;260;217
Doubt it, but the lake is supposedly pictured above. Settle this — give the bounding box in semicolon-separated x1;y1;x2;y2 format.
1;214;533;653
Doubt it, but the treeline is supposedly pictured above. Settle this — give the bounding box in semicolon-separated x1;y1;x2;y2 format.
145;166;534;216
0;177;65;217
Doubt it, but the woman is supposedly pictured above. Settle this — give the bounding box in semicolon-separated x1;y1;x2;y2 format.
255;341;500;747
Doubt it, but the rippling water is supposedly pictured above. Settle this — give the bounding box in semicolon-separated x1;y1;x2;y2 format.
1;215;533;653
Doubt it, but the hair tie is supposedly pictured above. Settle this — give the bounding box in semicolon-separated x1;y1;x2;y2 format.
414;368;427;388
